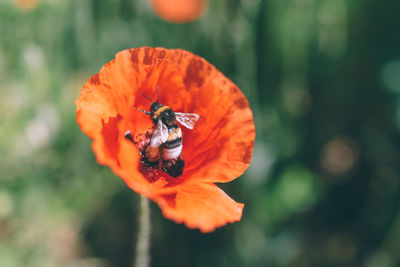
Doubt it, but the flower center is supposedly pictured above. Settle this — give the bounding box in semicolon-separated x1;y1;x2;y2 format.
124;128;185;181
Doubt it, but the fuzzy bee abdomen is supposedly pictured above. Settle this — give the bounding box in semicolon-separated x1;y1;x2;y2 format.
163;143;182;159
162;126;182;160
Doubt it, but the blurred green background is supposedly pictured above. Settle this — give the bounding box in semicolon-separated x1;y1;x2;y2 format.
1;0;400;266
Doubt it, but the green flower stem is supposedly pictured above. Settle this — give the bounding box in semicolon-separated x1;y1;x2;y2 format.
134;195;151;267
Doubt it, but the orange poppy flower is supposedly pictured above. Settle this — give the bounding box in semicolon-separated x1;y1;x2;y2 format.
149;0;207;23
76;47;255;233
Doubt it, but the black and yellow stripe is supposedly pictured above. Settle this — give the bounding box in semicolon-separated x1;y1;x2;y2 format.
152;105;170;120
163;123;182;149
164;137;182;149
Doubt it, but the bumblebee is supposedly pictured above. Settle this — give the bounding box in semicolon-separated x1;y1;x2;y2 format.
126;87;199;177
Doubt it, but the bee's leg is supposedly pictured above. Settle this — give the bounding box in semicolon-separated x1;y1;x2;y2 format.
157;160;162;173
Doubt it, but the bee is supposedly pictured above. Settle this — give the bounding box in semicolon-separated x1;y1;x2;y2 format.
126;87;200;177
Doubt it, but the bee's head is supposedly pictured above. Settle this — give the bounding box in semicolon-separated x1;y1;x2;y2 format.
150;102;163;114
150;103;175;125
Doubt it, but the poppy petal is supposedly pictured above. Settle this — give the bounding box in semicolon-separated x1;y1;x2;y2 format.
76;75;122;167
163;49;256;183
156;183;244;233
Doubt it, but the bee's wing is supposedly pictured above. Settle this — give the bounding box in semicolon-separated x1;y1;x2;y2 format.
150;119;168;147
175;112;200;130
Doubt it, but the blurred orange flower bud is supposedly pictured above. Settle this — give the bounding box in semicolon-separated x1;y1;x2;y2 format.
14;0;39;10
149;0;208;23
